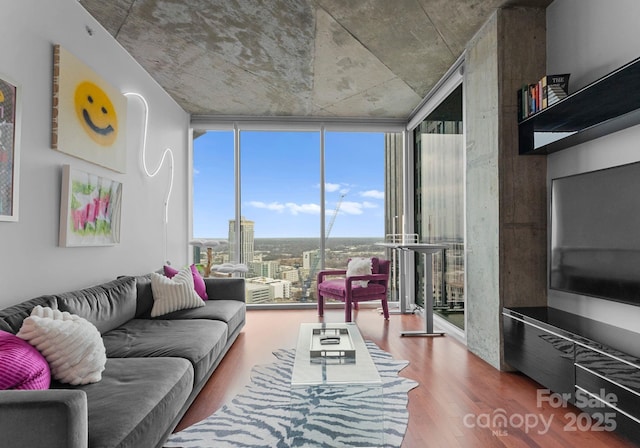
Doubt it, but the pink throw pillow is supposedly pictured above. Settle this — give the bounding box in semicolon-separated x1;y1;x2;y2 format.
163;264;208;300
163;264;179;278
0;330;51;390
189;264;208;300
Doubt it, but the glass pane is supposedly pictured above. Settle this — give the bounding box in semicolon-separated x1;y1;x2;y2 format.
240;131;320;304
192;130;235;272
383;133;404;303
324;131;386;271
414;84;465;330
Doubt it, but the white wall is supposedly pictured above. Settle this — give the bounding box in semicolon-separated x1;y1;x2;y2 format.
546;0;640;331
0;0;190;306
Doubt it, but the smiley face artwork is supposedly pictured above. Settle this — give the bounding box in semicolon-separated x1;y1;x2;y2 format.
74;81;118;146
53;45;127;173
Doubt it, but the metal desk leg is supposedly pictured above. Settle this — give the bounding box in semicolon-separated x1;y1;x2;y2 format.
398;248;407;314
401;251;445;337
387;248;403;315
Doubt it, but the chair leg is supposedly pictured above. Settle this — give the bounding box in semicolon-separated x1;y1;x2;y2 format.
345;298;352;322
381;298;390;320
318;295;324;317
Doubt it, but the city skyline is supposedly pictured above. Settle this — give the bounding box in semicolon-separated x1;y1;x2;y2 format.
193;130;386;239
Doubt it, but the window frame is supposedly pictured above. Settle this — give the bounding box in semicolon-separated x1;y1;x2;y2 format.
189;118;404;307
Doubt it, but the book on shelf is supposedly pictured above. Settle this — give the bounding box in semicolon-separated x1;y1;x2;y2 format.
518;73;570;121
546;73;570;105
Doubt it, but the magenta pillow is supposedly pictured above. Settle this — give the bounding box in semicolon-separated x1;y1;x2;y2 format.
163;264;208;300
0;330;50;390
163;264;180;278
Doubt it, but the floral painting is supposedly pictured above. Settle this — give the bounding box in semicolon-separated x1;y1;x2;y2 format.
59;165;122;247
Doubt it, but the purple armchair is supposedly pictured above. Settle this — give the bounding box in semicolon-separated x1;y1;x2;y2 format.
316;257;390;322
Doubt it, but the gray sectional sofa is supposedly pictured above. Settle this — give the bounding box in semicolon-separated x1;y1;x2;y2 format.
0;272;246;448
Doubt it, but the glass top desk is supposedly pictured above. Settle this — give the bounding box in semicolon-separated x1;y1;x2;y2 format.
376;242;447;337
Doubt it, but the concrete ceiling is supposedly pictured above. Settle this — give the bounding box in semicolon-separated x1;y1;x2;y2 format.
79;0;552;119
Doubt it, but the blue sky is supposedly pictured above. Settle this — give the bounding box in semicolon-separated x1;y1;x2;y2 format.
193;130;385;238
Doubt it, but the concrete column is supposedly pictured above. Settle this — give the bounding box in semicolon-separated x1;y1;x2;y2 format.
465;7;547;370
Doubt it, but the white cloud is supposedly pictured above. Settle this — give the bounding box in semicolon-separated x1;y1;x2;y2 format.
339;201;365;215
193;168;200;176
249;197;377;217
248;201;320;215
286;202;321;215
248;201;286;212
322;183;352;196
325;183;341;192
360;189;384;200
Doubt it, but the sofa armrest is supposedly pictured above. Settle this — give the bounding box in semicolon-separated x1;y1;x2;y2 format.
204;277;246;303
0;389;88;448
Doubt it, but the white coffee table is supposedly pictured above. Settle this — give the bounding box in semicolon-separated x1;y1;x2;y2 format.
289;323;384;447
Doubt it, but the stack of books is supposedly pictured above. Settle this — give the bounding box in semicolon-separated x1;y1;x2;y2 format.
518;73;570;121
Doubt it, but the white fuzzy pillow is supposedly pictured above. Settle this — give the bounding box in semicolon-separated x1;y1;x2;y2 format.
346;257;372;287
150;267;205;317
17;306;106;385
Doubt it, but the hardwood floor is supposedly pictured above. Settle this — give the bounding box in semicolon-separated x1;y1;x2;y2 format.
176;308;638;447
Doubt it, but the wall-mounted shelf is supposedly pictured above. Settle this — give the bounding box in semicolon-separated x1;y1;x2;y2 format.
519;56;640;155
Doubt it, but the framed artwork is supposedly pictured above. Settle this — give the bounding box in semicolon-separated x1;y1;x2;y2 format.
52;45;127;173
0;74;21;221
59;164;122;247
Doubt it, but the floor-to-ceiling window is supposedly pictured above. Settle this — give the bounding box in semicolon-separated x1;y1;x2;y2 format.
413;84;465;330
324;131;386;269
192;130;235;270
192;124;400;306
240;131;320;304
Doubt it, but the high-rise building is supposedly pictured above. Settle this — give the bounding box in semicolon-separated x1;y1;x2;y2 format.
247;277;292;300
384;133;404;302
280;269;300;283
412;84;465;329
228;217;254;265
302;249;319;270
248;260;280;278
245;282;270;304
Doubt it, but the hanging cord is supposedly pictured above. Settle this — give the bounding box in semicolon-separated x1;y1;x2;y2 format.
124;92;174;263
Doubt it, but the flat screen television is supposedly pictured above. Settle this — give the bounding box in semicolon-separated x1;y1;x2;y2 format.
550;161;640;307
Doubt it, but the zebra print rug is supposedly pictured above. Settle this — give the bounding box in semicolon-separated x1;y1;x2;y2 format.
165;341;418;448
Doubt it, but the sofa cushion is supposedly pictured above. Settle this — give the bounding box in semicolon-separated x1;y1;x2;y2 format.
318;279;386;298
0;330;50;390
131;273;154;318
54;276;137;335
0;295;58;335
102;319;227;386
158;300;246;338
17;306;106;385
52;357;193;448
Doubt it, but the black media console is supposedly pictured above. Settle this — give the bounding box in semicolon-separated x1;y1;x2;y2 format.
503;306;640;441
